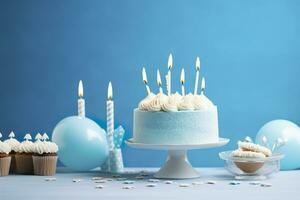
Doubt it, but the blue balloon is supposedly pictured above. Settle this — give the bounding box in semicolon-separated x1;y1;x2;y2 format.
255;119;300;170
52;116;109;171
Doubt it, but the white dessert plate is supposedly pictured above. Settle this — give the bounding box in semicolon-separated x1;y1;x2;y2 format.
126;138;230;150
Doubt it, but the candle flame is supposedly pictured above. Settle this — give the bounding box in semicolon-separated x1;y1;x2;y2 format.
78;80;83;98
180;68;185;85
201;77;205;91
108;81;113;100
142;67;148;84
157;69;162;86
168;54;173;70
196;57;200;71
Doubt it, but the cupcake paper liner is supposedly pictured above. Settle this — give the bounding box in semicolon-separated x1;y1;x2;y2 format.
0;156;11;176
9;153;17;174
33;156;57;176
15;154;34;175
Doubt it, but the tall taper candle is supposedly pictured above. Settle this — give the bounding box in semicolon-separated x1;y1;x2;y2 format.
157;69;163;93
167;54;173;96
78;80;85;117
194;57;200;95
107;82;115;150
180;68;185;96
142;67;151;95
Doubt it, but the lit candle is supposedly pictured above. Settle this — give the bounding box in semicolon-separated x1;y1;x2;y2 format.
142;67;151;95
167;54;173;96
157;69;163;93
201;77;205;95
194;57;200;95
180;68;185;96
78;80;85;117
107;82;115;150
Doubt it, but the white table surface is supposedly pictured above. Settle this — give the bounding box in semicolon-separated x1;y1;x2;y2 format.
1;168;300;200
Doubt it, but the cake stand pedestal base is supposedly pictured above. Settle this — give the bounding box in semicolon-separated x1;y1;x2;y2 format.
154;150;199;179
126;138;230;179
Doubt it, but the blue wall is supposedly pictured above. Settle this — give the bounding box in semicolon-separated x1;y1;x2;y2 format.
0;0;299;167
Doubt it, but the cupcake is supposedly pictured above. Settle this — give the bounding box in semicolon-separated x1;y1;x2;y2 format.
15;134;35;174
32;133;58;176
0;133;12;176
4;131;20;173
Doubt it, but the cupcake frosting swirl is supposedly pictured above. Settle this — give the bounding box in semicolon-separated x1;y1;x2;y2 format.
178;93;195;111
33;141;58;154
138;93;156;111
0;141;11;154
4;138;20;152
17;140;35;153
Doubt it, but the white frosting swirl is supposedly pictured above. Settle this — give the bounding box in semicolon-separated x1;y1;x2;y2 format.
147;93;168;111
138;93;156;111
0;141;11;154
33;141;58;154
193;94;214;109
178;93;195;111
161;94;181;112
17;140;35;153
4;138;20;152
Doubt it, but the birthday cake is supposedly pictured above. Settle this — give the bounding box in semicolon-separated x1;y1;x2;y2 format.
133;55;219;145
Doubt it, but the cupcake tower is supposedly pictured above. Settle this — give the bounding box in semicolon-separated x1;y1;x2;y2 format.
0;131;58;176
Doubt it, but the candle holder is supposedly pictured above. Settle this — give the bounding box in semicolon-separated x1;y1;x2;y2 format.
126;138;229;179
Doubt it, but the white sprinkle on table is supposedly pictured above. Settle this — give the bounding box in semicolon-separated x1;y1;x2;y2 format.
72;179;81;183
146;183;157;187
45;177;56;181
92;177;103;180
94;180;107;183
148;179;160;183
249;182;261;185
192;181;204;185
229;181;241;185
179;183;190;187
206;180;216;184
116;178;127;181
123;180;135;184
260;183;272;187
164;180;174;184
95;184;105;189
122;185;135;189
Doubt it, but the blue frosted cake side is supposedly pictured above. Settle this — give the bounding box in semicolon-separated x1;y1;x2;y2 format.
133;106;219;145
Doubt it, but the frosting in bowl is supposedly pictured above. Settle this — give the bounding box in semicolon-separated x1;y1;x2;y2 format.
0;141;11;154
4;138;20;152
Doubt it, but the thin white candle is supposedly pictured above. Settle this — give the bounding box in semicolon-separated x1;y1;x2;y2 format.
107;82;115;150
157;69;163;93
194;57;200;95
201;77;205;95
142;67;151;95
165;74;169;95
78;80;85;117
167;54;173;96
180;68;185;96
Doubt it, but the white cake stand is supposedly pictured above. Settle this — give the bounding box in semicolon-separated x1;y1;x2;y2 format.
126;138;229;179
